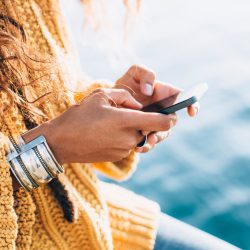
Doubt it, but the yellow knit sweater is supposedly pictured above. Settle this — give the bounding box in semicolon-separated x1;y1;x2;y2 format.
0;1;160;249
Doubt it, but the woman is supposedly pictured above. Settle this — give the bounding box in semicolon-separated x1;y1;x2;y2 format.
0;1;238;249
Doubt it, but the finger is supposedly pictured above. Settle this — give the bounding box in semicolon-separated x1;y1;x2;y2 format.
152;81;183;102
134;147;143;153
149;131;170;144
99;88;143;110
108;89;143;109
127;65;156;96
135;133;157;152
125;110;178;131
138;131;171;153
144;141;156;153
135;143;154;153
187;102;200;117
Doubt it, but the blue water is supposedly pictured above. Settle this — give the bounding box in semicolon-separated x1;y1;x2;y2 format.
62;0;250;249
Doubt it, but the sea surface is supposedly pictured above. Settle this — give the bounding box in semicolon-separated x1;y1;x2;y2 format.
62;0;250;249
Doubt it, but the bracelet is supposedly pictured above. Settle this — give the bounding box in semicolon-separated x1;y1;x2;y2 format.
36;143;63;176
9;157;38;191
20;147;53;184
7;134;64;191
7;134;26;154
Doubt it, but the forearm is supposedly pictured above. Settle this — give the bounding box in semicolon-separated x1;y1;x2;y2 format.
21;121;62;163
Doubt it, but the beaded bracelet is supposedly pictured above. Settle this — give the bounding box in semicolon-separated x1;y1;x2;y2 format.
7;134;64;191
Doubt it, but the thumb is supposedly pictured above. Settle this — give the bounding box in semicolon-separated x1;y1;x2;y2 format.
125;109;178;131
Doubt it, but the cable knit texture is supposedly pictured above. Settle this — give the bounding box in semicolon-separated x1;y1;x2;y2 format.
0;1;160;249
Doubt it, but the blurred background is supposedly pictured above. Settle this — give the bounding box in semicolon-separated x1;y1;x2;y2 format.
61;0;250;249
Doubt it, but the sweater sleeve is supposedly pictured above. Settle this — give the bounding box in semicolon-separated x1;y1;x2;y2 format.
0;92;18;249
93;151;139;181
100;181;160;250
0;90;37;250
74;82;139;181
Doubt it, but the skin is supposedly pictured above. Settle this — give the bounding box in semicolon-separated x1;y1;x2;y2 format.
12;65;198;190
115;65;199;153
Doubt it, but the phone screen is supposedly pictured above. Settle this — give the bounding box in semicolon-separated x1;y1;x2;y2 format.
142;83;208;113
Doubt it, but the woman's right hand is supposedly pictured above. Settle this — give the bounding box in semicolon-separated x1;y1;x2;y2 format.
23;88;177;164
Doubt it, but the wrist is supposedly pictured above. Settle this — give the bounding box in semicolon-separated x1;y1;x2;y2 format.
22;121;65;165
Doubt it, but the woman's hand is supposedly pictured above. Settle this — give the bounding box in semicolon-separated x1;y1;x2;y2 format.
115;65;199;153
23;88;177;164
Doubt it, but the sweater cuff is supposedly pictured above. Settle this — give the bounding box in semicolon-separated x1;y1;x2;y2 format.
100;182;160;250
93;150;139;181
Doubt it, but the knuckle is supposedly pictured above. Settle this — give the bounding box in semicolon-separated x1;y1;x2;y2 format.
92;88;105;95
128;65;156;82
140;65;156;79
147;69;156;80
130;64;146;72
90;88;108;100
129;64;139;71
120;88;130;97
98;88;108;95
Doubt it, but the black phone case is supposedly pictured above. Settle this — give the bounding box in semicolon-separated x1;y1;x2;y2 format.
158;96;198;115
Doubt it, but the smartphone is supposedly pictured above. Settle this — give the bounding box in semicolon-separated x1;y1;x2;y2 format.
142;83;208;115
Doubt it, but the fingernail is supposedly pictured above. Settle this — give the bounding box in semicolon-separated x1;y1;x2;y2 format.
169;115;178;127
169;120;174;129
136;101;143;109
142;83;153;96
144;143;151;151
169;118;177;128
195;107;199;114
135;147;143;153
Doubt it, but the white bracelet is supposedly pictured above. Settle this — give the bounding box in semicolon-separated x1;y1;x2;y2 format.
20;148;53;184
36;143;63;176
9;157;37;191
7;134;64;191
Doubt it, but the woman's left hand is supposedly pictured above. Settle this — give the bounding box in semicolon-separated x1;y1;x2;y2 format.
115;65;199;153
